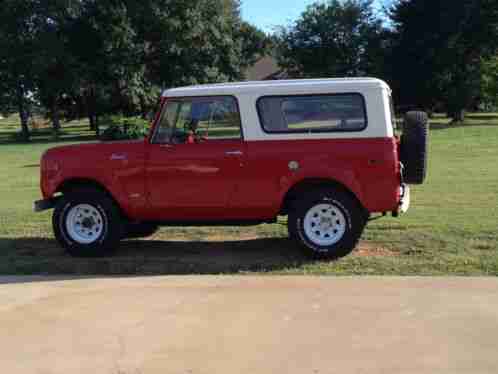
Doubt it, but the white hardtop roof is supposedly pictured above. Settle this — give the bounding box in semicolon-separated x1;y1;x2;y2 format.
162;78;390;98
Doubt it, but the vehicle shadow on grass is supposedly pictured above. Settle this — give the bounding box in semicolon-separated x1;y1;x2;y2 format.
0;236;313;280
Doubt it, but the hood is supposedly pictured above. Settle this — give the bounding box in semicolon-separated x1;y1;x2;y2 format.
43;139;145;159
41;139;147;173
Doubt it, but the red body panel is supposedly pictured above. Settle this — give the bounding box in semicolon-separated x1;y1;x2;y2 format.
41;136;401;221
41;140;147;218
143;140;247;220
232;138;401;219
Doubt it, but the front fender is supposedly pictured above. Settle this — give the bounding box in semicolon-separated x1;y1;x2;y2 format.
40;140;147;218
48;171;133;217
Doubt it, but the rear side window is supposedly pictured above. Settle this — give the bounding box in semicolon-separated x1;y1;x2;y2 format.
257;94;367;133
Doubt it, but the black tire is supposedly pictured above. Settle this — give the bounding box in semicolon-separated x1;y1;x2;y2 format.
288;188;367;260
400;111;429;185
53;188;124;257
124;223;159;239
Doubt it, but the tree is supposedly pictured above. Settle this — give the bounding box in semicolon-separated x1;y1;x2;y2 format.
0;1;39;141
33;0;83;135
275;0;385;78
389;0;498;121
236;21;271;68
481;56;498;110
0;0;266;140
62;0;146;134
129;0;257;88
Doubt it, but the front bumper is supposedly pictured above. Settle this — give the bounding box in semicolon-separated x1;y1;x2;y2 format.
33;197;60;213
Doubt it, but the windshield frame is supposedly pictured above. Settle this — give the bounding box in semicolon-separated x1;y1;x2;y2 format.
149;98;182;144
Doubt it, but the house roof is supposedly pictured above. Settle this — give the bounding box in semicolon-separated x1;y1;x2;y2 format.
243;56;281;81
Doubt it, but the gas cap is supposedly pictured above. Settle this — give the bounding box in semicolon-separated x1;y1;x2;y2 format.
288;161;300;171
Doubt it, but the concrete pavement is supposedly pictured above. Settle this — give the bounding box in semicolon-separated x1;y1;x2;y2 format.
1;276;497;374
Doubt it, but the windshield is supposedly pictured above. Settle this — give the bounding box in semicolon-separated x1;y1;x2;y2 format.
151;101;180;143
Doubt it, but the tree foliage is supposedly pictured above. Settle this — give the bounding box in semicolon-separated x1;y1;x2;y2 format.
0;0;40;140
389;0;498;120
0;0;267;137
275;0;386;78
1;0;496;136
481;56;498;110
274;0;498;120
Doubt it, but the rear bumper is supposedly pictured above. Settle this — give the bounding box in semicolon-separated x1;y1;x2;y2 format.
397;184;410;215
33;197;60;213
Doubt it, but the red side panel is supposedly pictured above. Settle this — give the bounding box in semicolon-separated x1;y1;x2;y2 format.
229;137;401;219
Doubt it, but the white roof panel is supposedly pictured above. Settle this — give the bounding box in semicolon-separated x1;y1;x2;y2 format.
162;78;390;98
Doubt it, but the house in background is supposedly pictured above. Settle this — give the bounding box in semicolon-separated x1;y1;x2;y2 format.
244;55;287;81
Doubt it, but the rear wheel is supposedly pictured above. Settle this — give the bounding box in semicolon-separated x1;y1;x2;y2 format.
288;188;367;260
53;188;124;257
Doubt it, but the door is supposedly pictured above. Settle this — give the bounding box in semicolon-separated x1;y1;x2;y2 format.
145;96;246;220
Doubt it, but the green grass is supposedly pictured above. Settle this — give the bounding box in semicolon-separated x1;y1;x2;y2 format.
0;113;497;275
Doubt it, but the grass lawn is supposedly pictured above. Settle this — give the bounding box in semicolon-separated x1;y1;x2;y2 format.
0;113;497;275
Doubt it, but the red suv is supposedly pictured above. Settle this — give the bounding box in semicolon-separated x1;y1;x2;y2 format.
35;78;428;259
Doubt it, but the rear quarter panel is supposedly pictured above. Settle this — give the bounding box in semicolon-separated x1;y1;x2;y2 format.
231;138;401;218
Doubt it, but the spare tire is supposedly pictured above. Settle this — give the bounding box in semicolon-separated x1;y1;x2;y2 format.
400;111;429;185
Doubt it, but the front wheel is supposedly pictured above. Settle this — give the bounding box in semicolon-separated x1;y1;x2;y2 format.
53;188;124;257
288;188;367;260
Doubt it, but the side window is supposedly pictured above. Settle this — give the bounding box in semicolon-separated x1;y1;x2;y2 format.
195;97;242;140
257;94;367;133
176;102;193;130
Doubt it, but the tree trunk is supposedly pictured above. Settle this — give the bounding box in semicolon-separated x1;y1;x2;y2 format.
51;99;60;136
450;109;465;123
139;95;148;120
88;114;96;131
86;89;98;131
16;84;30;142
95;114;100;137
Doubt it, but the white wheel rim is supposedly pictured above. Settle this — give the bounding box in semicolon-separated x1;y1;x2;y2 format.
65;204;105;244
303;203;347;247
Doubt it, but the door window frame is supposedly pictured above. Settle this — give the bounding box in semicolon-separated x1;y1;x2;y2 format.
149;95;244;144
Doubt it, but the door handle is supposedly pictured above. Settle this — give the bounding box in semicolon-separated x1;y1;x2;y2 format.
225;150;243;156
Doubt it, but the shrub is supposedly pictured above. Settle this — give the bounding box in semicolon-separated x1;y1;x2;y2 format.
100;117;151;141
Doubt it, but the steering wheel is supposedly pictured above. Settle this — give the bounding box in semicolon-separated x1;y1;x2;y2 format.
184;119;208;143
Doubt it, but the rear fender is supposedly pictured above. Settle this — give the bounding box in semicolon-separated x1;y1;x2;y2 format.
280;168;366;212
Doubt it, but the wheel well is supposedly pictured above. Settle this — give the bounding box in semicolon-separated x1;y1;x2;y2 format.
56;179;119;206
280;178;366;216
57;178;106;194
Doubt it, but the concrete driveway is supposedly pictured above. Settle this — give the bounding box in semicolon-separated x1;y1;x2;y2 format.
1;276;497;374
